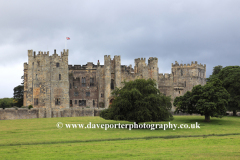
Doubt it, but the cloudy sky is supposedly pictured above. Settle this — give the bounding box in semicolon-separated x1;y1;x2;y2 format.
1;0;240;98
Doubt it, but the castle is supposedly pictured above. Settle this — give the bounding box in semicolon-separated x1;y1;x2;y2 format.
23;49;206;113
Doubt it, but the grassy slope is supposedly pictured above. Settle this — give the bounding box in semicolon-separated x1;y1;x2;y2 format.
0;116;240;159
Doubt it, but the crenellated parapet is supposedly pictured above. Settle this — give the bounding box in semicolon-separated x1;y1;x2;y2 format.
68;63;98;70
159;73;173;80
135;57;146;64
27;49;68;59
172;61;206;69
148;57;158;67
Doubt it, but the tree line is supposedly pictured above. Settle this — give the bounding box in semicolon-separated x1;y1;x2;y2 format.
0;85;23;108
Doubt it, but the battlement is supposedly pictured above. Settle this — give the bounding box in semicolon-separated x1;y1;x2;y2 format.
114;55;120;59
104;55;111;58
135;58;146;63
28;49;69;58
159;73;172;79
148;57;158;62
172;61;206;68
68;63;98;70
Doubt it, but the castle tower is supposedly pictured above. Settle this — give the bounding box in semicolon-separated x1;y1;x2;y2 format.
104;55;111;108
114;56;121;88
148;57;159;88
24;49;69;117
23;62;28;107
134;58;148;79
171;61;206;99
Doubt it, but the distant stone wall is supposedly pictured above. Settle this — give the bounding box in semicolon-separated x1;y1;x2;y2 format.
0;108;105;120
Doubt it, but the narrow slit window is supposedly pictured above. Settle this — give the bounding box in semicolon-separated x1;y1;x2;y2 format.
111;79;114;90
90;78;94;86
55;98;60;105
34;98;38;105
82;77;86;87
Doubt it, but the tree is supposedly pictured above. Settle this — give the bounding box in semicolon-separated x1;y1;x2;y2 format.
0;98;14;108
13;85;24;107
100;79;173;124
217;66;240;116
207;65;222;82
174;78;230;122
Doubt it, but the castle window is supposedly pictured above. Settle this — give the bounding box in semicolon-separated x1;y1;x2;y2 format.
101;93;104;97
34;98;38;105
93;100;95;106
185;81;186;87
70;100;72;106
79;100;86;106
36;74;38;80
74;92;79;96
90;78;94;86
111;79;114;90
37;61;40;66
75;100;77;104
82;77;86;87
55;98;60;105
73;82;75;87
86;92;90;97
179;91;180;94
59;74;61;80
70;83;72;89
181;69;183;76
56;63;60;67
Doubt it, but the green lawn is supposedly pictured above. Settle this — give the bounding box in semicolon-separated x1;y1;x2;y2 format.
0;116;240;159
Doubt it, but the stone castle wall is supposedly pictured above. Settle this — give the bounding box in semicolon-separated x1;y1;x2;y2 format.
0;108;104;120
21;49;206;116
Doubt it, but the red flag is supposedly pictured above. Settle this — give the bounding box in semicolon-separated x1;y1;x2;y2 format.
66;37;70;40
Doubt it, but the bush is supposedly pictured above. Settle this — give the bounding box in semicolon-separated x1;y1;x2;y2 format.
28;105;33;109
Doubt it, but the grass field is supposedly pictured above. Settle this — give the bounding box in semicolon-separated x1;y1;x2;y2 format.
0;116;240;159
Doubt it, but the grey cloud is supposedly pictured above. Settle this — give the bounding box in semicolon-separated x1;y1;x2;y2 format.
0;0;240;97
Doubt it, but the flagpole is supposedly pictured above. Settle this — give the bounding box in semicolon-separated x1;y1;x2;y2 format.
65;37;66;50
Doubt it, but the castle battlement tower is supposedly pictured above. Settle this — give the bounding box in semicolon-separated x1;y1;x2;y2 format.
23;49;69;117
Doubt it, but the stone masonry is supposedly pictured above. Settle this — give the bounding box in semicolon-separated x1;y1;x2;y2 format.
23;49;206;113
